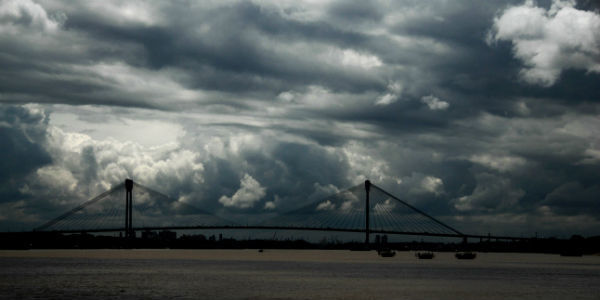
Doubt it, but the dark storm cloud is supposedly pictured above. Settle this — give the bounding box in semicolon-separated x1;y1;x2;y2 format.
327;1;383;24
42;1;385;96
0;106;51;202
200;141;352;214
2;0;596;114
544;182;600;215
1;0;599;236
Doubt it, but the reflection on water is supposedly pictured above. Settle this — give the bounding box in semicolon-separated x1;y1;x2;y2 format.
1;250;599;299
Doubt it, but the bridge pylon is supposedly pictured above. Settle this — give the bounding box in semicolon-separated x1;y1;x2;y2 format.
365;180;370;247
125;179;133;238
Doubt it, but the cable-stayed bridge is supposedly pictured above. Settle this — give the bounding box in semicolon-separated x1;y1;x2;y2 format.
35;179;524;242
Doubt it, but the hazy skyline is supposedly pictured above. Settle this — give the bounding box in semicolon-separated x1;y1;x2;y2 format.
1;0;599;237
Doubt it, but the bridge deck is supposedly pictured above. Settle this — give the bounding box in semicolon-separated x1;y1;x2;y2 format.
35;225;531;241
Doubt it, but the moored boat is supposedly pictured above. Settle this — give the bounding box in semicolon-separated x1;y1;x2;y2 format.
378;248;396;257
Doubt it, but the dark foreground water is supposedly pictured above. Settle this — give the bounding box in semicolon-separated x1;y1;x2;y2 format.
0;250;599;299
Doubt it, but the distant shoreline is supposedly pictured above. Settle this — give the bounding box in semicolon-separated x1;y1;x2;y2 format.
2;249;599;262
2;232;598;255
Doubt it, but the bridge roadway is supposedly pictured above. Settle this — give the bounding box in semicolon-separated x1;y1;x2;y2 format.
38;225;533;241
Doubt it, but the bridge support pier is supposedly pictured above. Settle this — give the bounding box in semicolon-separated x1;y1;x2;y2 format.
125;179;133;239
365;180;371;247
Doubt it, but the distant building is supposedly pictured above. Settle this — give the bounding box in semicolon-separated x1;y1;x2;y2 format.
159;230;176;241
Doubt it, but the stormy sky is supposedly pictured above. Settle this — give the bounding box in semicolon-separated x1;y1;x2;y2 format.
1;0;599;237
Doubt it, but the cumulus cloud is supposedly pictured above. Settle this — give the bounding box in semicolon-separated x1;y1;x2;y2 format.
0;0;62;32
316;200;335;211
339;190;360;212
420;95;449;110
19;124;206;208
489;0;600;86
375;82;403;106
373;198;396;214
264;201;276;210
0;103;361;229
219;174;267;209
580;148;600;165
340;200;354;212
454;173;525;212
469;154;526;172
420;176;444;195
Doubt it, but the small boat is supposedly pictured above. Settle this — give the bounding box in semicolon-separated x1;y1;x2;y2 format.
378;248;396;257
455;252;477;259
415;252;435;259
258;249;264;253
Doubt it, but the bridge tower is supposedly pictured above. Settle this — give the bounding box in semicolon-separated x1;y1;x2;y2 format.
365;180;371;247
124;179;134;238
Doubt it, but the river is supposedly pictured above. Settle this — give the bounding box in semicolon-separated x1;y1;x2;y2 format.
1;250;598;299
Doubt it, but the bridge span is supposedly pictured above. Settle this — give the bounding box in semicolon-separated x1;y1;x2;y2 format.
35;179;531;242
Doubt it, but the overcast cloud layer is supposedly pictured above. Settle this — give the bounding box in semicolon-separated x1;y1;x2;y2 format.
1;0;599;237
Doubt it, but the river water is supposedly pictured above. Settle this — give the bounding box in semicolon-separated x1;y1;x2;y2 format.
0;250;598;299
